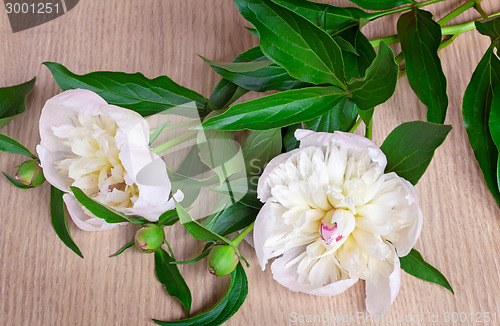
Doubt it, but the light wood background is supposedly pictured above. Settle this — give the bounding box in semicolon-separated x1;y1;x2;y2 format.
1;1;500;325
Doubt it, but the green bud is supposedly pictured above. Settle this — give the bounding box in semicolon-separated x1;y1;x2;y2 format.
15;159;45;187
134;224;164;253
207;244;239;276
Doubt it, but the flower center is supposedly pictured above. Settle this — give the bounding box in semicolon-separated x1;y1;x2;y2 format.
54;113;139;209
319;209;355;249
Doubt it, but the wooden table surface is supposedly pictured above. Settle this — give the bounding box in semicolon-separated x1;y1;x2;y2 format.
1;1;500;325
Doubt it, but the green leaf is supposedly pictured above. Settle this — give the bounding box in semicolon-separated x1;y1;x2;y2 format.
109;241;135;258
339;27;376;81
44;62;211;118
463;46;500;204
348;42;398;110
168;146;213;208
203;202;259;237
50;186;84;258
357;105;374;125
234;0;345;88
155;247;192;315
488;85;500;192
0;133;37;158
158;209;180;227
175;200;232;245
283;124;301;151
304;97;357;132
2;172;33;189
347;0;412;11
70;186;138;224
400;249;453;294
200;57;274;73
212;188;261;211
210;176;261;209
380;121;452;185
244;26;259;37
153;263;248;326
229;45;265;63
207;46;307;108
207;48;266;110
227;45;311;91
273;0;376;35
150;122;171;146
201;86;348;131
209;79;249;110
475;16;500;44
0;77;36;129
197;130;245;185
397;9;448;124
334;36;358;55
242;129;282;174
203;54;310;92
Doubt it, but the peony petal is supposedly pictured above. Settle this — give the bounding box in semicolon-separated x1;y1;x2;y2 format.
107;105;150;147
63;194;126;231
126;197;176;222
295;129;336;148
295;129;387;174
355;203;399;235
257;148;302;202
352;229;392;261
172;189;184;202
390;176;423;257
39;89;108;152
253;201;291;270
115;123;173;221
36;145;71;191
117;138;172;209
365;252;401;315
270;247;358;295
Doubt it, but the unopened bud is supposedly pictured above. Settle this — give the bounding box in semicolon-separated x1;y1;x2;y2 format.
208;244;239;276
134;224;164;253
15;159;45;187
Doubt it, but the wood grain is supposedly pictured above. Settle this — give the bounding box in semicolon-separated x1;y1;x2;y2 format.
1;1;500;325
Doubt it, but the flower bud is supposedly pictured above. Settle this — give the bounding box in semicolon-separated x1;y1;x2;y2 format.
208;244;239;276
134;224;164;253
15;159;45;187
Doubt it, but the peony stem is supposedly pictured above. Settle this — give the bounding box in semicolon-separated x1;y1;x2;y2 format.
415;0;446;7
438;0;475;26
152;131;197;154
368;0;446;21
150;120;199;137
370;8;500;50
232;222;255;247
162;119;199;132
366;119;373;140
370;35;400;48
348;118;362;133
473;0;489;19
150;121;170;134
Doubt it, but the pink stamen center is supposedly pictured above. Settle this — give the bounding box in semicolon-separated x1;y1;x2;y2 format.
108;182;126;192
104;173;126;192
320;221;342;245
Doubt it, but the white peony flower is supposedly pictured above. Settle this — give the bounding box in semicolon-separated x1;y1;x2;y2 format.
254;129;422;315
37;89;182;231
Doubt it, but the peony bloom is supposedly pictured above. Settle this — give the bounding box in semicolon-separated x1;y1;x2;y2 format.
254;129;422;315
37;89;181;231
